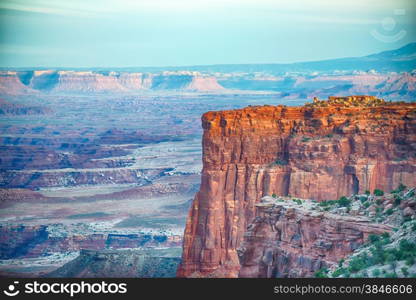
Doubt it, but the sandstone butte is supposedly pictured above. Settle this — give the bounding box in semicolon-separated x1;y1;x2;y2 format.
177;96;416;277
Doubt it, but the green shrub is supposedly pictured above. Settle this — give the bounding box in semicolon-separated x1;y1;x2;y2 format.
370;245;386;264
372;269;381;277
386;253;396;263
348;255;368;272
314;268;329;278
332;268;346;277
363;202;371;208
374;189;384;196
381;232;390;240
391;184;407;194
319;200;337;207
343;271;351;278
385;208;394;215
272;193;277;198
361;271;369;278
338;196;351;207
401;267;409;277
398;183;407;192
359;196;367;203
399;240;416;252
405;257;415;266
394;195;402;206
365;190;371;195
368;234;380;244
293;199;303;205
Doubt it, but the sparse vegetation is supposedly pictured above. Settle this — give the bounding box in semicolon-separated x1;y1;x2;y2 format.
385;208;394;215
318;200;337;207
327;186;416;278
292;199;303;205
337;196;351;207
337;238;416;275
314;268;329;278
394;195;402;206
374;189;384;196
392;183;407;194
332;267;347;277
372;269;381;277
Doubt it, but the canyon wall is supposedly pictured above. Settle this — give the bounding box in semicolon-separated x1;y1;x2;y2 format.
0;71;225;94
1;70;415;99
238;198;392;278
178;102;416;277
47;249;181;278
0;225;182;259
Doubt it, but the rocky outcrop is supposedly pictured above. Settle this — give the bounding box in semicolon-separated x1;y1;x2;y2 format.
0;224;182;259
238;188;416;278
0;188;46;207
238;197;392;278
0;71;225;94
0;167;168;189
2;70;414;99
178;99;416;277
0;225;49;259
47;249;181;278
0;99;50;115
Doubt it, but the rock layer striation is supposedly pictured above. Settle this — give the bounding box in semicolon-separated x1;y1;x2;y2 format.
178;100;416;277
238;197;392;278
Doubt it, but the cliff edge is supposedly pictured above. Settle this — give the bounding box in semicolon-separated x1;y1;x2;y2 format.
178;96;416;277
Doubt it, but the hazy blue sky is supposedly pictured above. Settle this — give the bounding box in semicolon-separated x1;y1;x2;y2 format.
0;0;415;67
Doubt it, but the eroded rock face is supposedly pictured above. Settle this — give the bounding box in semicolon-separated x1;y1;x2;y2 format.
238;199;392;278
0;71;225;94
178;101;416;277
47;249;181;278
0;225;182;259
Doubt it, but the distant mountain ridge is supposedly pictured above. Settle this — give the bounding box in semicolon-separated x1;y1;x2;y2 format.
0;43;414;99
193;42;416;74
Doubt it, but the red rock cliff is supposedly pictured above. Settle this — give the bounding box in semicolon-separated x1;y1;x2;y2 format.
177;100;416;277
238;197;392;278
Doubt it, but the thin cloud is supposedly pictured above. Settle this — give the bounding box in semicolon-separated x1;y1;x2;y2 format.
0;0;102;17
2;0;412;16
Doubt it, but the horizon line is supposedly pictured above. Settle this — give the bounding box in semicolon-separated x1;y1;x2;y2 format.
1;42;414;70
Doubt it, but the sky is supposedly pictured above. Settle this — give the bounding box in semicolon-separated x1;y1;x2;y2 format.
0;0;415;68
